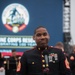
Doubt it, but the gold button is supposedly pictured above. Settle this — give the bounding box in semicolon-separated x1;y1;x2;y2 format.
38;48;40;50
46;64;49;67
4;61;7;64
42;55;44;57
42;60;45;62
42;64;45;67
32;62;34;64
45;47;47;50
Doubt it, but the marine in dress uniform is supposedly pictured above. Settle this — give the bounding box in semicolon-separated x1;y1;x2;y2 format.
0;52;5;71
18;26;71;75
69;49;75;75
8;49;20;75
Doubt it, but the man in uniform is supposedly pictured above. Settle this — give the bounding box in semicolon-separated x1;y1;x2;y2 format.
69;45;75;75
19;26;71;75
9;49;20;75
54;42;69;58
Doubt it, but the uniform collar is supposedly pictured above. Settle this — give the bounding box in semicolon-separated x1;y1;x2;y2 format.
36;46;49;51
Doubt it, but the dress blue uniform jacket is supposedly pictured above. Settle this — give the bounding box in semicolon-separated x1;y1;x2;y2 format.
19;46;71;75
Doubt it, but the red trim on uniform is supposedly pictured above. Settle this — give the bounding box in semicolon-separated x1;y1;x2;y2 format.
16;61;21;72
65;58;70;69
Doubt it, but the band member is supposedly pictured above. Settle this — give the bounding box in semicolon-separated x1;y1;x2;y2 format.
0;52;5;72
69;45;75;75
9;49;20;75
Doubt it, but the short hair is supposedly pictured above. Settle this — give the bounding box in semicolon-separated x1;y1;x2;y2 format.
72;45;75;50
55;42;64;48
34;26;46;34
12;49;16;52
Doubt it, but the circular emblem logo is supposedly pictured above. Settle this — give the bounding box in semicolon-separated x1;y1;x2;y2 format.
2;3;29;33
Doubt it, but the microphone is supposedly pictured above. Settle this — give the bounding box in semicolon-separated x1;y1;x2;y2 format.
43;50;49;74
43;50;49;67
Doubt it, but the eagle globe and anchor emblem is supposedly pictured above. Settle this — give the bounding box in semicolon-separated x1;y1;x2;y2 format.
2;3;29;33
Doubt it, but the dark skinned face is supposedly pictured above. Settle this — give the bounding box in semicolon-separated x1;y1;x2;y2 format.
33;27;50;48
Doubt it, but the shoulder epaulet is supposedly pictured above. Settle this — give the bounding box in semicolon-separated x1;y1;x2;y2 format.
50;46;53;47
48;46;54;49
49;46;53;48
